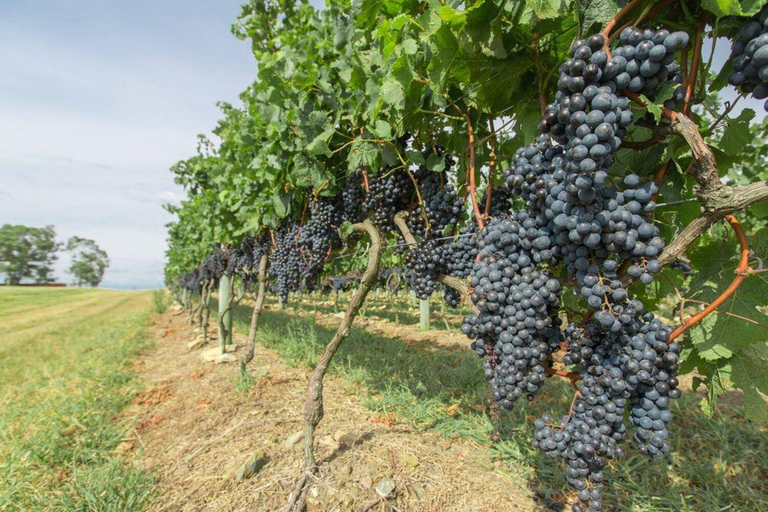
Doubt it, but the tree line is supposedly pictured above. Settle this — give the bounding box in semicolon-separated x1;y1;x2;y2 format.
0;225;109;287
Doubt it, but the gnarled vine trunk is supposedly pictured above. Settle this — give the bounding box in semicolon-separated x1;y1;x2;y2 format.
286;220;381;512
196;281;207;329
241;255;268;367
218;274;233;351
202;281;212;341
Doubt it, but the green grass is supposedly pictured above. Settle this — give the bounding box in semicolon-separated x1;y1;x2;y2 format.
151;289;172;314
0;287;157;511
232;301;768;512
286;290;470;331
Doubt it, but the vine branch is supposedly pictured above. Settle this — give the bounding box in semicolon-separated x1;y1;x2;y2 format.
668;215;751;341
465;110;484;230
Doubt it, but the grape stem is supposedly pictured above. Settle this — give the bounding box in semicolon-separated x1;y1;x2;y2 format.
241;254;269;367
668;215;751;342
465;109;485;230
683;19;706;116
601;0;647;43
485;115;497;219
677;298;768;328
545;365;580;387
564;390;582;426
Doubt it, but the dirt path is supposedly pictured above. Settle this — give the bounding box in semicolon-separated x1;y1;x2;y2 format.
125;309;542;512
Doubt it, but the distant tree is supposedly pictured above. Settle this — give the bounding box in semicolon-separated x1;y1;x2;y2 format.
0;224;61;285
66;237;110;287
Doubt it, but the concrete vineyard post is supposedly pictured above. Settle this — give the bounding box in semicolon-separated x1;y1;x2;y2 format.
218;274;233;351
420;298;430;331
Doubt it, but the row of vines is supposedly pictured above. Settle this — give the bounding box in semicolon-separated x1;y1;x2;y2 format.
166;1;768;511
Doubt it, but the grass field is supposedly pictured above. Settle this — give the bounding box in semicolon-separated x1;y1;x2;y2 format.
1;288;765;512
0;288;156;511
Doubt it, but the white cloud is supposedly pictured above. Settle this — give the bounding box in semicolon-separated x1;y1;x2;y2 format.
0;0;255;289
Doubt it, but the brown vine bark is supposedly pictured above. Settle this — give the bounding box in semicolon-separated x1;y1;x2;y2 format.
658;180;768;267
465;110;484;230
241;255;269;367
621;97;768;270
286;220;382;512
196;282;206;328
202;281;212;341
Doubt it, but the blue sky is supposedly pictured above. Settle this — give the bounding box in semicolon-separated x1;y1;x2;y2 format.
0;1;259;289
0;1;762;289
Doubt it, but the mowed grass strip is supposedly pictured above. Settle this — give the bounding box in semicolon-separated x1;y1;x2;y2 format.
230;301;768;512
0;288;156;511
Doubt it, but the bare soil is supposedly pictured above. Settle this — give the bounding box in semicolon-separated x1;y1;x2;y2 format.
124;309;542;512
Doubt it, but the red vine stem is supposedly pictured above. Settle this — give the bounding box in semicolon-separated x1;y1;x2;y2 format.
683;20;705;116
610;0;670;41
601;0;646;42
466;110;484;230
362;169;370;193
668;215;751;342
484;115;497;218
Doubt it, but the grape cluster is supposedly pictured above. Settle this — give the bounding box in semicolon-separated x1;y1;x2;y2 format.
485;27;688;512
297;196;342;281
442;223;480;279
226;239;255;278
403;238;445;299
443;287;461;307
729;6;768;112
270;221;306;302
480;186;512;218
379;267;407;293
461;215;563;406
178;267;204;294
364;170;414;231
535;307;679;512
321;274;358;293
542;30;686;177
251;234;272;265
407;151;463;238
341;170;364;224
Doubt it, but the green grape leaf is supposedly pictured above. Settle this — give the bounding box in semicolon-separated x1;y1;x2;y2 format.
522;0;566;21
305;127;334;156
348;140;382;172
731;344;768;423
686;228;768;359
381;78;405;108
700;361;734;417
578;0;620;33
639;94;664;122
426;152;446;172
372;119;393;139
718;108;756;156
407;149;426;165
702;0;766;17
272;188;292;218
339;221;354;239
